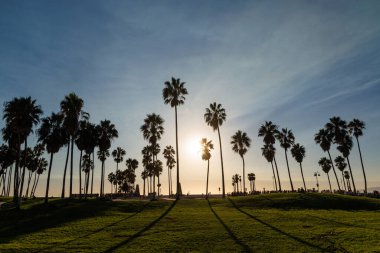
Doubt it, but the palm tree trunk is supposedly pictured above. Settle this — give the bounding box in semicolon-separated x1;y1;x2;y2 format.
157;175;160;200
174;106;180;199
355;137;367;195
18;140;28;209
69;137;74;198
273;155;282;191
91;152;94;195
30;171;37;197
327;150;341;191
346;156;356;193
7;165;12;197
284;149;294;191
143;176;145;197
253;180;255;192
100;160;104;197
299;163;306;190
168;166;170;196
13;138;21;203
341;171;347;191
217;127;225;198
347;178;351;192
61;144;70;198
270;161;278;191
33;174;40;197
327;173;332;192
242;156;246;194
25;170;32;198
79;150;82;199
206;159;210;199
45;153;54;204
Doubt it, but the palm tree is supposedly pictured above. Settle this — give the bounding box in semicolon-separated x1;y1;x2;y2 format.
108;172;116;194
200;138;213;199
140;114;164;196
337;133;356;193
344;171;351;191
60;93;85;198
97;120;118;196
112;147;126;174
81;154;93;198
261;144;278;191
231;130;251;194
2;96;43;208
204;102;227;198
163;77;188;199
141;170;148;197
163;146;176;196
232;174;240;193
141;145;152;195
290;143;307;190
126;159;139;187
0;144;15;197
319;157;332;192
275;128;295;191
247;173;256;193
334;156;347;191
74;120;87;198
258;121;281;191
348;118;367;194
30;157;48;197
314;128;341;191
325;116;347;144
38;112;65;204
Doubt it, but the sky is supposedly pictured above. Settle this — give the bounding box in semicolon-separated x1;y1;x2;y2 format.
1;0;380;196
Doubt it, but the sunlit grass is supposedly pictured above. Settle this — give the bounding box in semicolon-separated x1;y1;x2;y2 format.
1;193;380;252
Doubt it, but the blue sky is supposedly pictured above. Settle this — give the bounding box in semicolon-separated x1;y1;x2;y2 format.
1;0;379;196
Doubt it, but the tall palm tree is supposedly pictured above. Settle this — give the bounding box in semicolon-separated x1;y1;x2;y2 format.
141;145;152;195
0;144;16;197
74;120;87;198
290;143;307;190
275;128;295;191
258;121;281;191
141;170;148;197
319;157;332;192
3;96;43;208
60;93;85;198
261;144;278;191
314;128;341;191
112;147;126;174
163;77;188;199
38;112;65;204
334;156;347;191
81;154;93;198
200;138;213;199
108;172;116;194
97;120;118;196
344;171;351;191
247;173;256;193
348;118;367;194
204;102;227;198
231;130;251;194
337;133;356;193
163;146;176;196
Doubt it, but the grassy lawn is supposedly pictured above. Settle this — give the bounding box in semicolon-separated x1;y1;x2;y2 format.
1;193;379;252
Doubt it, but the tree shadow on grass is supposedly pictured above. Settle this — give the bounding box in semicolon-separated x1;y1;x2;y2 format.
0;198;148;245
207;200;252;252
103;199;178;253
36;201;152;253
308;214;380;232
228;198;325;252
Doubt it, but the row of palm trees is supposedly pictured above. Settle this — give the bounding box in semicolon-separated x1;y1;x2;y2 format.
231;173;256;194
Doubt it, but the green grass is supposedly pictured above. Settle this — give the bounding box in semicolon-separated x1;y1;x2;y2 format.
1;193;380;252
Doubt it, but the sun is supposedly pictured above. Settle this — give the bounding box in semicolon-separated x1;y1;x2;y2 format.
186;137;201;158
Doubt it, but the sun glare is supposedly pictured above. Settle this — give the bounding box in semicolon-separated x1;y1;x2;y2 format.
186;137;201;158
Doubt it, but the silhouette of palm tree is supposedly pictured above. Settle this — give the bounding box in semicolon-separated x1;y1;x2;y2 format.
290;143;307;190
275;128;295;191
3;96;43;208
38;112;65;203
126;158;139;189
334;156;347;191
60;93;85;198
348;118;367;194
163;77;188;199
337;133;356;193
261;144;278;191
163;146;176;196
247;173;256;193
201;138;213;199
204;102;227;198
314;128;341;191
231;130;251;194
325;116;347;144
97;120;118;196
258;121;281;191
319;157;332;192
112;147;126;174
